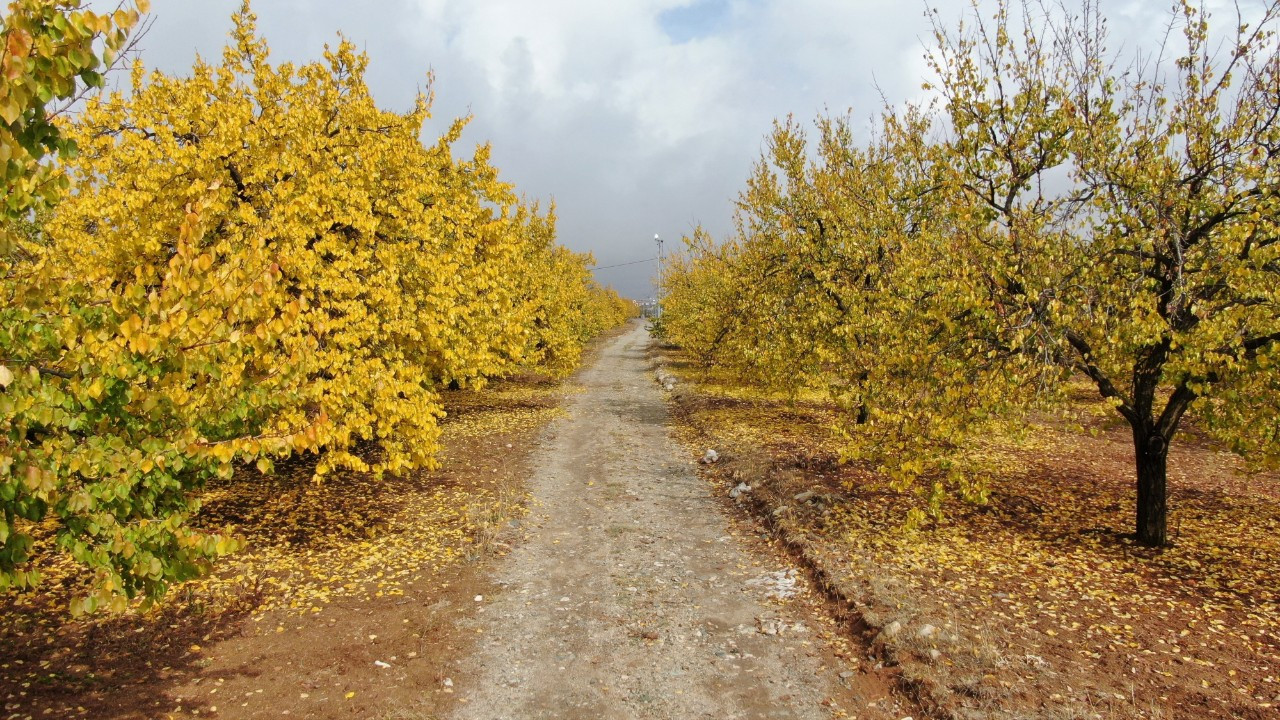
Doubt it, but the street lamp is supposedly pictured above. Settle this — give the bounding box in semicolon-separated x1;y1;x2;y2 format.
654;233;664;318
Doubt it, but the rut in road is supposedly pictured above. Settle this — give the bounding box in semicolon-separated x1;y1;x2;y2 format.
451;323;878;719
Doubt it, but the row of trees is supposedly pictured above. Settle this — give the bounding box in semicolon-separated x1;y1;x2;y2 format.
661;0;1279;547
1;1;634;613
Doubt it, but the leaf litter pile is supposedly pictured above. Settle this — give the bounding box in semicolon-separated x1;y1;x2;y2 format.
661;351;1280;720
0;374;564;720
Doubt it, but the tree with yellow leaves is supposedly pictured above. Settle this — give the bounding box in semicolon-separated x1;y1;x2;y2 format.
2;1;632;612
664;0;1280;547
663;108;1020;518
2;0;160;610
503;201;637;375
928;0;1280;545
1;0;146;231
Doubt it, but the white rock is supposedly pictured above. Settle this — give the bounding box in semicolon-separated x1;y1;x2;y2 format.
373;660;391;669
917;623;937;639
745;569;799;599
756;616;787;635
729;482;751;499
880;620;903;640
701;449;719;464
474;595;484;602
443;678;454;688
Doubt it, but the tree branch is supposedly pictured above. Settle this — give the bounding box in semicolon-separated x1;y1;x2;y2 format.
1065;330;1139;424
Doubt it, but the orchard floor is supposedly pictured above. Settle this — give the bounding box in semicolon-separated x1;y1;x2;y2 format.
9;324;1272;720
447;322;912;720
0;322;920;720
658;345;1280;719
0;340;574;719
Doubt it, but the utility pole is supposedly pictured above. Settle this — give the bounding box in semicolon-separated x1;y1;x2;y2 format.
654;233;664;318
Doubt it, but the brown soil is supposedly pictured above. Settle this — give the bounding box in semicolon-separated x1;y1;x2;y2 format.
449;322;921;719
22;322;1266;720
0;366;565;720
1;323;925;720
659;350;1280;720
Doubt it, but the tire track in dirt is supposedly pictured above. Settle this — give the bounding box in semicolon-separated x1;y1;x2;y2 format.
451;322;903;720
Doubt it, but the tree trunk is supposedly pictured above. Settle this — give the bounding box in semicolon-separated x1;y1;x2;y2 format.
1133;425;1169;547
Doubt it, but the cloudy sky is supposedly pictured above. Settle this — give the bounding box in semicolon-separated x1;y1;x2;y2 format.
120;0;1242;299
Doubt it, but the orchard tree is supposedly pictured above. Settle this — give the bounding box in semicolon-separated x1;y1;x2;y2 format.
2;1;633;613
508;201;622;374
663;107;1032;516
1;0;160;609
1;0;146;230
930;0;1280;545
1064;0;1280;545
664;0;1280;547
658;228;751;369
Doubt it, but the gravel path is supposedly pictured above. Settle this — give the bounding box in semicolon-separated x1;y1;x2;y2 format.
451;323;860;720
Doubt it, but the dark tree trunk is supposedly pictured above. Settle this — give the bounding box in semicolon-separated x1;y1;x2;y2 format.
1133;424;1170;547
1070;331;1189;550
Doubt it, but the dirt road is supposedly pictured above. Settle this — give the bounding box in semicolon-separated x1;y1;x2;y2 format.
452;323;869;719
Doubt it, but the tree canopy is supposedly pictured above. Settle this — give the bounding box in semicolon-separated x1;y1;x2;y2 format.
661;0;1280;546
1;1;634;613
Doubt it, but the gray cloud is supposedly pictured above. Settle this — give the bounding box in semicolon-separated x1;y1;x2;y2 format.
113;0;1260;298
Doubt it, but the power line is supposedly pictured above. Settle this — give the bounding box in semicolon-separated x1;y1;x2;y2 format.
590;256;658;271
